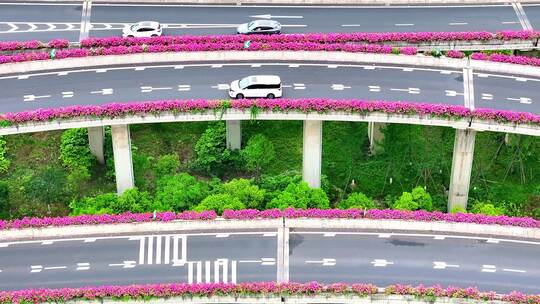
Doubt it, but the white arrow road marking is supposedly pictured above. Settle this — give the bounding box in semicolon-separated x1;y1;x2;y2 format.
327;65;338;68
46;23;56;30
368;85;381;92
62;91;74;98
440;70;453;74
371;259;394;267
305;258;336;266
17;75;29;80
378;233;391;238
331;84;351;91
433;261;460;269
477;73;489;78
57;72;69;76
216;233;230;238
289;64;300;68
323;233;336;237
434;235;446;240
239;258;276;266
211;64;223;68
95;69;107;73
109;261;136;268
41;240;54;245
178;85;191;91
445;90;464;97
28;23;38;31
30;265;43;273
140;86;173;93
262;232;277;237
486;238;500;244
481;93;493;100
23;94;50;102
363;66;376;70
481;265;497;273
76;263;90;271
83;238;96;242
502;268;526;273
403;68;414;72
212;84;230;90
250;14;303;19
91;88;113;95
515;77;527;82
134;67;146;71
507;97;532;104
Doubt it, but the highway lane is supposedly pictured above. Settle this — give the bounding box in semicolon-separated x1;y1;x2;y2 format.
290;231;540;294
0;232;277;290
523;4;540;30
2;62;539;115
0;2;530;42
0;229;539;293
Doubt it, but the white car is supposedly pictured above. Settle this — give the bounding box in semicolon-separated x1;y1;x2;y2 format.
229;75;282;99
122;21;162;38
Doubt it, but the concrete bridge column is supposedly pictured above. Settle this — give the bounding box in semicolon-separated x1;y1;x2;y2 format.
111;124;135;195
226;120;241;150
302;120;322;188
87;126;105;164
448;129;476;211
368;122;386;155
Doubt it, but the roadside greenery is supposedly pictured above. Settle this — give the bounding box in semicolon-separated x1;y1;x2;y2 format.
0;120;538;220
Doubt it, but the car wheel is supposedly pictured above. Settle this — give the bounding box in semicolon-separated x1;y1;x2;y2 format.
267;93;275;99
127;35;134;38
151;34;158;37
236;93;244;99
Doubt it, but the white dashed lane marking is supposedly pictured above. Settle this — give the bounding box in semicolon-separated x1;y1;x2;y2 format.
368;85;381;92
390;87;420;94
445;90;464;97
90;88;114;95
395;23;414;26
481;265;497;273
62;91;74;98
371;259;393;267
481;93;493;100
76;263;90;271
178;85;191;91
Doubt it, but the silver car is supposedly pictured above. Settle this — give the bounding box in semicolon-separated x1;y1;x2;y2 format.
122;21;162;38
237;20;282;35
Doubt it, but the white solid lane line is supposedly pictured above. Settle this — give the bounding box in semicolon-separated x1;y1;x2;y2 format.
395;23;415;26
503;268;526;273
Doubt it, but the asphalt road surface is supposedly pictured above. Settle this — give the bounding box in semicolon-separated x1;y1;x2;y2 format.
3;62;539;115
0;229;539;294
0;2;537;41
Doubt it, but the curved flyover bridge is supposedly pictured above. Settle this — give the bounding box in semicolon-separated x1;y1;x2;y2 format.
0;1;539;41
0;51;539;211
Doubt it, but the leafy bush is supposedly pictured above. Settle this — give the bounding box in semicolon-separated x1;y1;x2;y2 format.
24;167;67;205
267;182;330;210
0;181;9;218
337;192;376;210
69;193;117;215
193;193;245;215
393;187;433;211
113;188;158;214
0;136;10;174
217;178;266;209
193;122;232;174
155;154;180;176
60;128;94;173
470;201;506;216
132;148;153;190
155;173;209;211
450;205;467;214
241;134;275;175
257;171;331;203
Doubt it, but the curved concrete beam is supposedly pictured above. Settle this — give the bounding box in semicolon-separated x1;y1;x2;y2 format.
2;51;540;79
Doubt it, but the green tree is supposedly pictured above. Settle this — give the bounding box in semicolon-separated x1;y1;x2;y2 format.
59;128;94;174
193;193;245;215
218;178;265;209
24;167;67;205
69;193;117;215
155;154;180;177
193;122;232;174
241;134;275;175
337;192;376;210
155;173;209;211
0;136;10;174
267;182;330;210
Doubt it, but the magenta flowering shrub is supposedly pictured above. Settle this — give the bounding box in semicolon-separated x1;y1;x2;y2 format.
0;210;217;230
0;39;69;52
0;282;537;303
446;50;465;58
1;98;538;127
473;53;540;67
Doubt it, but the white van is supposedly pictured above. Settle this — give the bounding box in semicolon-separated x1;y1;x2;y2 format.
229;75;282;99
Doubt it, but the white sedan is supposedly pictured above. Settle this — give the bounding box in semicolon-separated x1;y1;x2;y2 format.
122;21;162;38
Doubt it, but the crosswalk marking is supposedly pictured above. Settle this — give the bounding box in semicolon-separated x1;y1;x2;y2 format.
188;259;237;284
136;235;186;266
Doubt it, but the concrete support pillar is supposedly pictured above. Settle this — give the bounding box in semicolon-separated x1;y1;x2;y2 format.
226;120;241;150
367;122;386;155
111;124;134;195
302;120;322;188
87;126;105;164
448;129;476;212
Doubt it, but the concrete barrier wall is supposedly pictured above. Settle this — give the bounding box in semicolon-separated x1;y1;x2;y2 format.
3;51;540;78
2;217;539;242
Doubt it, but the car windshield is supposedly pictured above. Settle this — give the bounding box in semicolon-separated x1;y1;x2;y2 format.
247;22;257;30
239;77;252;89
131;24;139;31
